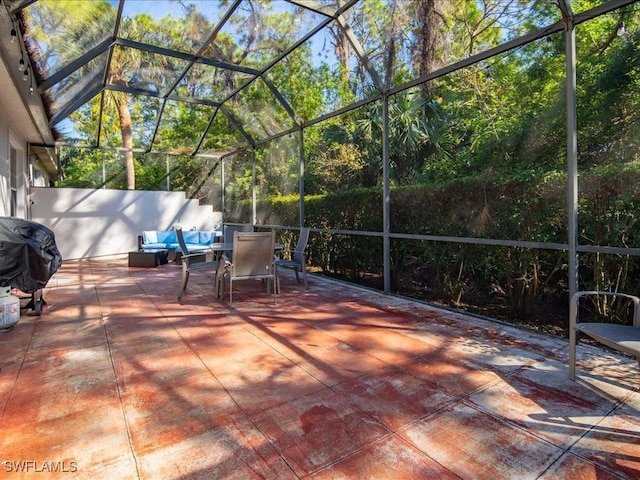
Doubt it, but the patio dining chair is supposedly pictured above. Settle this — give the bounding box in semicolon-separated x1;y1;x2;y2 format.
176;227;220;300
275;227;309;292
220;230;277;307
569;290;640;380
222;223;254;242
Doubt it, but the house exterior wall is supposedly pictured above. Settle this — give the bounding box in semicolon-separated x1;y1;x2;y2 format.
30;187;222;260
0;105;30;219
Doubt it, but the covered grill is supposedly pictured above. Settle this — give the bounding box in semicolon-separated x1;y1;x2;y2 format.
0;217;62;315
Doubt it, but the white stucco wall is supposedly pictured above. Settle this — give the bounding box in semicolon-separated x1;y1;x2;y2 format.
0;106;29;219
30;187;222;260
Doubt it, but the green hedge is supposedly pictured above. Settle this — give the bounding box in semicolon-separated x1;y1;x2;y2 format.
245;168;640;324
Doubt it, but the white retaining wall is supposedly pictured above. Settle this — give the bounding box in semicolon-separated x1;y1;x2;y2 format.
30;187;222;260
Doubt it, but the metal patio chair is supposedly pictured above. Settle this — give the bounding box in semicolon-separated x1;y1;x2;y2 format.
222;223;254;242
176;227;220;300
275;227;309;292
220;230;277;307
569;290;640;380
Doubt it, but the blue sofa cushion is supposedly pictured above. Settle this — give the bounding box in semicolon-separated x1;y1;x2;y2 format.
143;242;169;250
181;231;200;244
140;230;219;253
142;231;177;245
161;242;208;252
199;231;215;244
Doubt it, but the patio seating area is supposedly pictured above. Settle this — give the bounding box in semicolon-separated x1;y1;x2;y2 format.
1;256;639;479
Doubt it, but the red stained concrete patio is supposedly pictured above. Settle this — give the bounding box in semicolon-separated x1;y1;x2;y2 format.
1;256;639;479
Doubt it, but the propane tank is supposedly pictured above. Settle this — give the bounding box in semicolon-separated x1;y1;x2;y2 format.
0;286;20;331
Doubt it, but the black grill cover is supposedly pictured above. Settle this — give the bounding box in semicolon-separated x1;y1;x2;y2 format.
0;217;62;293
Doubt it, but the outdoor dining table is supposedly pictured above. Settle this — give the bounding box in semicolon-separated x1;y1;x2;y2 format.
209;241;283;260
210;241;283;298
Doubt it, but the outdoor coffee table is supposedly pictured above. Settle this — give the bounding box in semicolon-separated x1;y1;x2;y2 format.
128;248;169;267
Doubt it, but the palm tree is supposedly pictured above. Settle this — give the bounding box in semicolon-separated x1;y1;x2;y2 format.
321;92;449;186
105;26;144;190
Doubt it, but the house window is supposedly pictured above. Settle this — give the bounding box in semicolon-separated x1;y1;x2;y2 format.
32;165;45;187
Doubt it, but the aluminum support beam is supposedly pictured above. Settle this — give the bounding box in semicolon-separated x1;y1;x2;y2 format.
252;149;257;226
382;94;391;294
299;129;305;228
563;4;579;301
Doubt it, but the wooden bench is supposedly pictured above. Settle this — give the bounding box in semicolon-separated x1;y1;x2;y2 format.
569;291;640;380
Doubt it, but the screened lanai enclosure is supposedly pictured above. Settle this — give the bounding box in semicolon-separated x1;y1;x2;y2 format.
4;0;640;333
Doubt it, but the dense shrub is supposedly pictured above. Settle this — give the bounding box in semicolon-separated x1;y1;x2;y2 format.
256;167;640;329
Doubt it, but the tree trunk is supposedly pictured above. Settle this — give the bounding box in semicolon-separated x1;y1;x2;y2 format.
415;0;445;94
115;94;135;190
384;2;400;88
331;14;351;86
338;33;350;83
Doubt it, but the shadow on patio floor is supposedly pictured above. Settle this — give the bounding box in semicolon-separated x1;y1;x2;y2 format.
1;256;638;479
